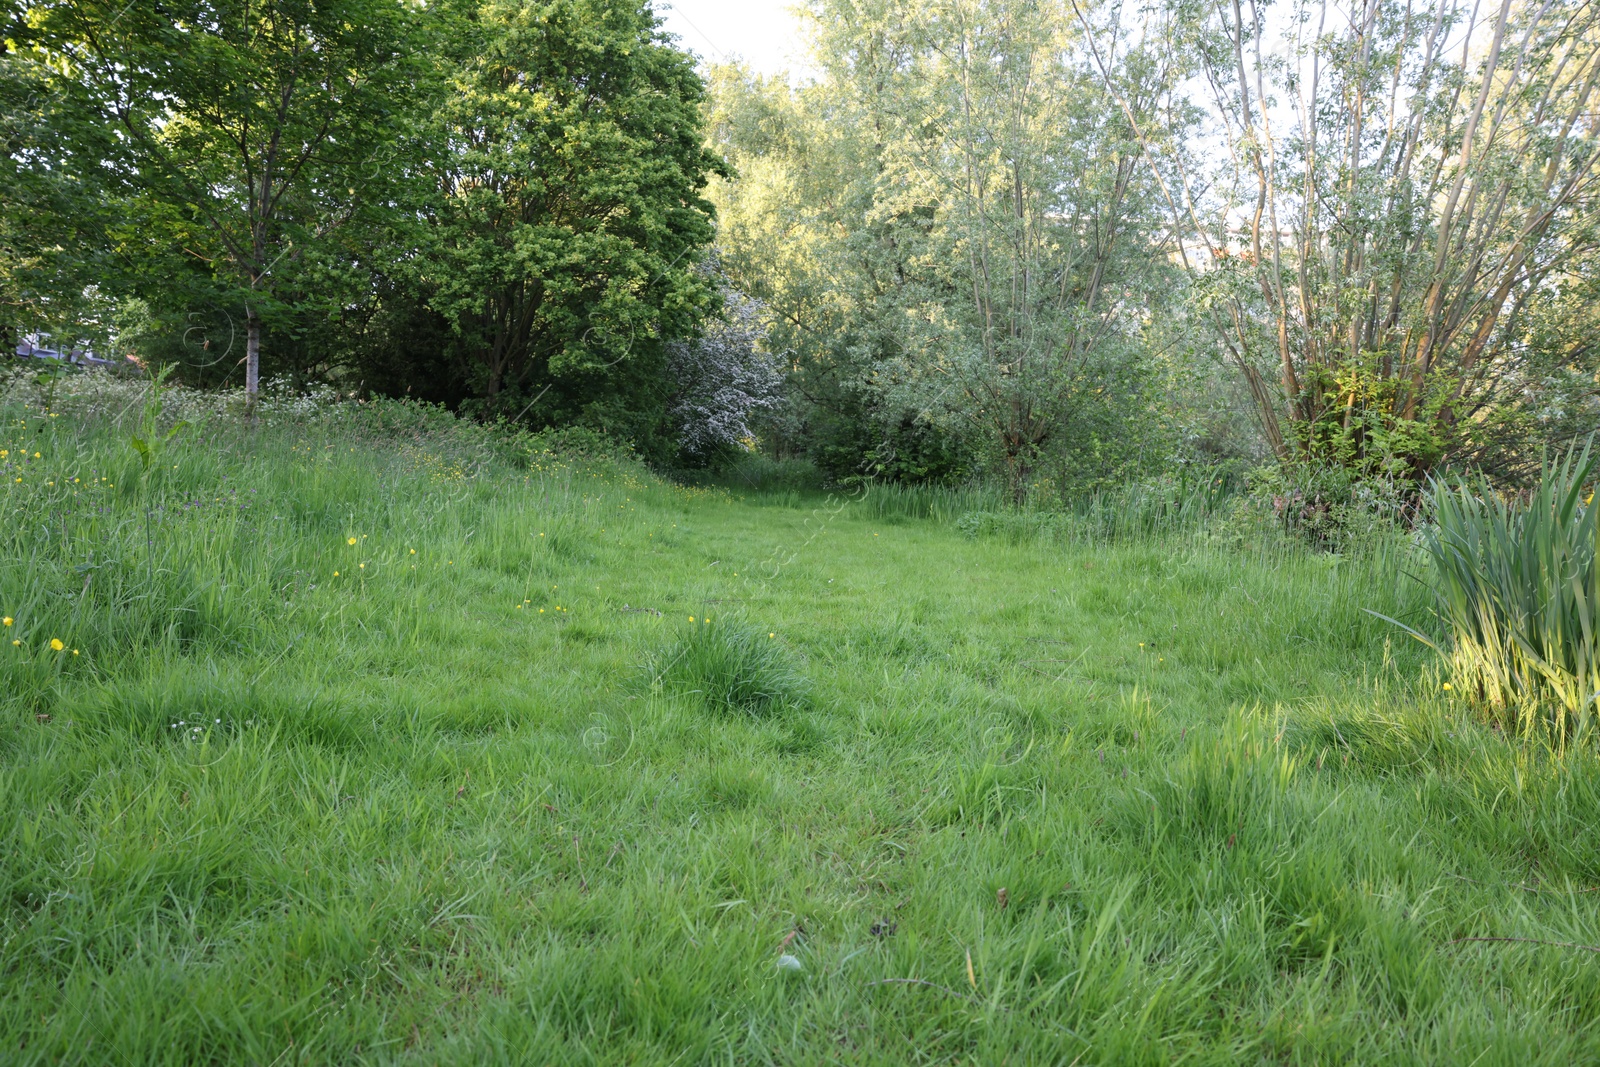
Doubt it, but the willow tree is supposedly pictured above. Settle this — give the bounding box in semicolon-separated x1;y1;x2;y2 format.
708;0;1184;495
1152;0;1600;478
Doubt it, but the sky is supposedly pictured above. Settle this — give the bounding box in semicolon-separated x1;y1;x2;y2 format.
652;0;816;79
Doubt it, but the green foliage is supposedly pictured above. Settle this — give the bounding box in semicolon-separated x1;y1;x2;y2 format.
649;617;808;716
127;366;188;475
1400;442;1600;745
1180;0;1600;479
7;0;438;399
705;0;1188;496
371;0;723;446
3;0;723;444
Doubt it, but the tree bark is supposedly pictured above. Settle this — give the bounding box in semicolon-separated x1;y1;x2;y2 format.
245;306;261;412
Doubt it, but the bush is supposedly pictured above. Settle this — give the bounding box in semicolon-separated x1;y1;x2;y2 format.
1402;441;1600;745
648;617;808;716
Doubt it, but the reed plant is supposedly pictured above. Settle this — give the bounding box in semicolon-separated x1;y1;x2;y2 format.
1404;442;1600;745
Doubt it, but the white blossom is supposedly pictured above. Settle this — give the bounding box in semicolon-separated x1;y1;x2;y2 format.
666;288;784;455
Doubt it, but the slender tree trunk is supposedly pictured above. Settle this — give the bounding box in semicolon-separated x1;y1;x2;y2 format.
245;306;261;412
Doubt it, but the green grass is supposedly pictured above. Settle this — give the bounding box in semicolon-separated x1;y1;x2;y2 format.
3;381;1600;1064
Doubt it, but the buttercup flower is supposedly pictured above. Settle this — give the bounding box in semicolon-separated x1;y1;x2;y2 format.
49;638;64;651
2;617;11;627
347;537;358;546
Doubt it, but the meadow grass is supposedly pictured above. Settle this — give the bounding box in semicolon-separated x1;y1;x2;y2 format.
3;381;1600;1064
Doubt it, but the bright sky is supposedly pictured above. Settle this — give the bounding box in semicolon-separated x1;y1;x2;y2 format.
652;0;816;79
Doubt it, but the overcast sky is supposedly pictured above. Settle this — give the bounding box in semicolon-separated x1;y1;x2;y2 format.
653;0;816;79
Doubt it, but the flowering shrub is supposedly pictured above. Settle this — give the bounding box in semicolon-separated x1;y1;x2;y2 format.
664;288;784;460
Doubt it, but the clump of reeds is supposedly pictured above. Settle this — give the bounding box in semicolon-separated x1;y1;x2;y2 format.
1407;442;1600;746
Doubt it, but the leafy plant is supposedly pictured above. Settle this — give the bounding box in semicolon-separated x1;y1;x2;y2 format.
129;364;188;572
648;617;808;716
1385;441;1600;746
129;364;188;474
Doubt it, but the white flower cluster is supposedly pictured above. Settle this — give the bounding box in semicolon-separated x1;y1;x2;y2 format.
665;288;785;455
4;367;352;424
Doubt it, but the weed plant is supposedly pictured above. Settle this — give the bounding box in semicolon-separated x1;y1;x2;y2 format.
1;375;1598;1064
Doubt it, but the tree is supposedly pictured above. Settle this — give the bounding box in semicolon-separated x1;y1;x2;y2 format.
10;0;435;407
708;0;1184;496
1147;0;1600;479
412;0;724;445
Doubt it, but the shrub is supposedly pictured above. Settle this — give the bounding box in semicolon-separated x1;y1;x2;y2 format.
1399;441;1600;745
648;617;808;716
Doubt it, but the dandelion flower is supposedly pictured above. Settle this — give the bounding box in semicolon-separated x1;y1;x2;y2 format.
49;638;63;651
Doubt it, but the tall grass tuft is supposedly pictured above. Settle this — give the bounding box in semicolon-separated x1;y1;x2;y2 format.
954;466;1240;546
1406;441;1600;745
648;617;809;715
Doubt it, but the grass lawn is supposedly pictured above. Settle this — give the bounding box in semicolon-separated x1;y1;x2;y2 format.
4;387;1600;1064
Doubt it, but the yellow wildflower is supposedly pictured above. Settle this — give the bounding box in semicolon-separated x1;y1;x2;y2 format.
49;638;63;651
2;617;10;627
347;537;358;546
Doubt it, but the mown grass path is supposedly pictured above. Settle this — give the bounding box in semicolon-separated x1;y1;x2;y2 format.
3;398;1599;1064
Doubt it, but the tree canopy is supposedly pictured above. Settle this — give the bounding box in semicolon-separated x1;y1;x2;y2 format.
4;0;1596;486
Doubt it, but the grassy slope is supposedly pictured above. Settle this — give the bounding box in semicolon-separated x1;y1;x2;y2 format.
3;391;1600;1065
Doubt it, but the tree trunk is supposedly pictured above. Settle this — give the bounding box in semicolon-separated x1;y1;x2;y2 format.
245;306;261;412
